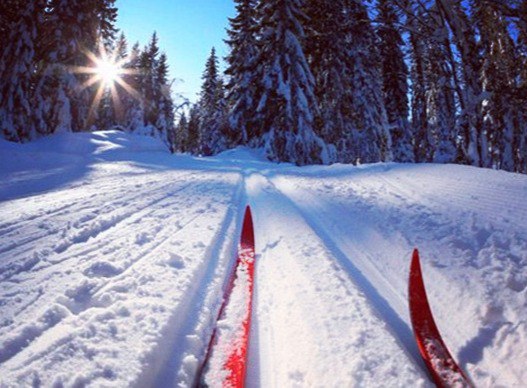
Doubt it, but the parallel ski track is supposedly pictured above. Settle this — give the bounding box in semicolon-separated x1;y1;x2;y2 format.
0;172;196;265
0;173;175;233
262;174;431;381
0;174;240;366
0;174;201;281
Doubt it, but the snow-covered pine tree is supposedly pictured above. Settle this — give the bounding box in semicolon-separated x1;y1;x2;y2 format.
155;52;176;149
140;33;160;131
0;1;26;65
516;0;527;173
197;48;227;156
122;42;145;133
473;0;518;172
423;5;457;163
186;104;201;154
303;0;351;163
224;0;259;146
0;1;44;142
436;0;486;167
173;112;189;152
376;0;413;162
252;0;329;165
338;0;393;163
403;1;430;163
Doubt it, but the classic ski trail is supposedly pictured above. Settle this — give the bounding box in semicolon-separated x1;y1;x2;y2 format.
244;173;428;387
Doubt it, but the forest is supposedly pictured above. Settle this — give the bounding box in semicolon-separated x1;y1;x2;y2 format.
1;0;526;172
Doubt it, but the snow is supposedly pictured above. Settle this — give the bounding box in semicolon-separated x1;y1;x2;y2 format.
1;131;526;387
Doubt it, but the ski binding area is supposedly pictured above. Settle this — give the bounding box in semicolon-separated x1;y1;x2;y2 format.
1;131;527;387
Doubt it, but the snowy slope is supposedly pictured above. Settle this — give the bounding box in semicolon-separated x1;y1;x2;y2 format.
1;132;526;387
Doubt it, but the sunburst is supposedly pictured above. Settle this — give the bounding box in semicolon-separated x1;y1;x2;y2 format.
71;44;141;123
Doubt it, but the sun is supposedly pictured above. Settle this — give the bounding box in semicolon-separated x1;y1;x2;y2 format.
70;45;141;123
95;59;120;87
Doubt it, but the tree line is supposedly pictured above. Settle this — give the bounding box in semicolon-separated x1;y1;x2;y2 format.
1;0;526;174
184;0;527;173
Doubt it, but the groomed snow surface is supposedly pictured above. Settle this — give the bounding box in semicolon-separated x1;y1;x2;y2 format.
1;131;526;387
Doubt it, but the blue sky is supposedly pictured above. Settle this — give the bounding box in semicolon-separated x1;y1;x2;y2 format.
115;0;236;104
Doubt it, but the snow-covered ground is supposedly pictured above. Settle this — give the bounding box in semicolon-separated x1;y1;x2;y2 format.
1;131;526;387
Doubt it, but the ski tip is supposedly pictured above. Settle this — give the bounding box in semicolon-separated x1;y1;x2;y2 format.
241;205;255;249
412;248;419;259
410;248;420;274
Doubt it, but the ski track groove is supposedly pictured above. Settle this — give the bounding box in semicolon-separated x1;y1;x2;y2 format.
262;174;431;380
0;177;196;282
0;175;189;258
0;175;237;366
2;177;212;307
0;174;172;230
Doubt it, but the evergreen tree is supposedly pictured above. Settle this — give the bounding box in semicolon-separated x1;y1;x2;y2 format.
376;0;413;162
405;2;430;162
436;0;485;167
0;1;44;141
155;52;176;149
174;112;189;152
516;0;527;173
303;0;349;163
252;0;329;165
186;104;201;154
339;0;392;163
140;32;160;128
0;1;26;56
473;0;518;171
122;42;146;133
225;0;259;145
423;6;457;163
197;48;227;156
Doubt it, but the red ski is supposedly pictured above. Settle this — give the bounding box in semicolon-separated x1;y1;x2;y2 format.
409;249;473;387
197;205;255;387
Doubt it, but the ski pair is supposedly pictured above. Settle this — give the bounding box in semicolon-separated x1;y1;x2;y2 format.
197;207;472;387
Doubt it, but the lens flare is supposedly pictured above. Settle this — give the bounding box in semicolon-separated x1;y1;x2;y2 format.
71;45;141;123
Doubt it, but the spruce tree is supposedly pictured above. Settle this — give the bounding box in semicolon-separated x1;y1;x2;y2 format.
0;1;44;141
516;0;527;173
197;48;227;156
123;42;146;133
187;104;201;154
140;33;160;128
252;0;328;165
33;0;118;135
376;0;413;162
339;0;393;163
155;52;176;148
174;112;189;152
405;2;430;163
436;0;485;167
225;0;259;145
473;0;518;171
423;7;457;163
